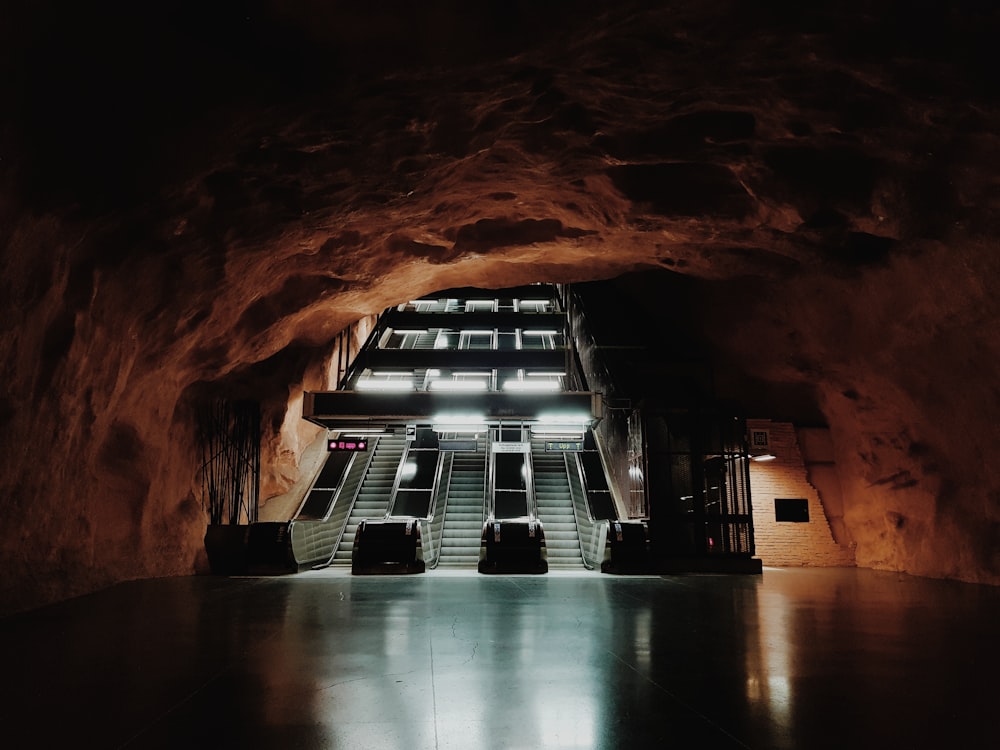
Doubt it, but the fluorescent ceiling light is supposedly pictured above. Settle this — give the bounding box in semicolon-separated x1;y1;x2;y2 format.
431;412;486;432
537;412;591;424
392;329;428;335
751;453;777;462
355;380;414;392
429;380;488;391
531;426;583;434
432;425;486;433
521;330;558;336
336;428;388;435
432;419;488;433
503;380;560;392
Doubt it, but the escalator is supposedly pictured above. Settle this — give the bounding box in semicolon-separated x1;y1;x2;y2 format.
330;432;408;566
530;438;584;569
436;448;486;567
288;437;377;569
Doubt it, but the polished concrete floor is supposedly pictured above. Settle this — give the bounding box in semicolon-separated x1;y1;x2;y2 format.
1;567;997;749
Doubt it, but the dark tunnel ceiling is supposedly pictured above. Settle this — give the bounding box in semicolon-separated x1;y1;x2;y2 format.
4;0;998;218
6;1;613;212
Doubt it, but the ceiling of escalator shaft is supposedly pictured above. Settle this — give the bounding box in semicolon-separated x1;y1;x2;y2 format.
1;0;1000;612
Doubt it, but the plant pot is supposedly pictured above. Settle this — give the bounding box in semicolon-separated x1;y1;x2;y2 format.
204;524;250;575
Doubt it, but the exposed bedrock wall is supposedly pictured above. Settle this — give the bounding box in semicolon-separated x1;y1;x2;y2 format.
0;216;390;615
704;241;1000;584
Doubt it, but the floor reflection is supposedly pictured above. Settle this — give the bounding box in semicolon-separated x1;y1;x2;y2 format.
2;569;999;748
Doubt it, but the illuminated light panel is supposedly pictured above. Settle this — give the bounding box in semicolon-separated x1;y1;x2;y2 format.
503;380;560;392
537;412;592;424
431;413;487;433
428;380;489;391
432;423;488;433
751;453;777;462
531;427;583;440
432;412;486;421
355;379;414;392
520;330;559;335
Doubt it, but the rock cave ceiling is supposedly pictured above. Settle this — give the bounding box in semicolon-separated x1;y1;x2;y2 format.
1;0;1000;611
5;1;996;371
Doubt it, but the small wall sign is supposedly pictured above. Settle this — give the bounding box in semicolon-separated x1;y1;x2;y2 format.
328;439;368;452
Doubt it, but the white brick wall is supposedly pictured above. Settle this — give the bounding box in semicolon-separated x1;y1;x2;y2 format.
748;420;855;567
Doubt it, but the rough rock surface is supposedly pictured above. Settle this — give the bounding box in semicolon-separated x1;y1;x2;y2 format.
1;0;998;613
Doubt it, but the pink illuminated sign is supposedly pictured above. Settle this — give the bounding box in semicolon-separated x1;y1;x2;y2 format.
327;439;368;452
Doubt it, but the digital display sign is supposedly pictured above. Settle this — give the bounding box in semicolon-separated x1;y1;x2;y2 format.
328;439;369;452
545;441;583;452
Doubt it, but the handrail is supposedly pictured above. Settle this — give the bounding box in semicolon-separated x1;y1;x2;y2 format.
565;451;601;570
312;435;382;569
426;452;454;569
338;308;392;390
289;431;339;520
525;440;538;522
320;450;358;521
383;437;412;518
590;424;630;522
485;438;495;520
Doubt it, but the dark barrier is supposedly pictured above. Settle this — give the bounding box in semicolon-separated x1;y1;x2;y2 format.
601;520;650;574
246;522;296;574
478;519;548;574
204;524;249;575
352;519;426;574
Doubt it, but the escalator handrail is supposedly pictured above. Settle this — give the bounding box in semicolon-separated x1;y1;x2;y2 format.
566;451;600;569
424;451;455;570
312;435;383;569
289;431;342;521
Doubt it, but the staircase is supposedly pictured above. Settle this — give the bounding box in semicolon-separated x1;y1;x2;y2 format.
412;331;439;349
437;451;486;567
532;439;584;568
330;433;407;566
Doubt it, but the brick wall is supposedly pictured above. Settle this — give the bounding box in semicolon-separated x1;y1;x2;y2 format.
748;419;855;567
